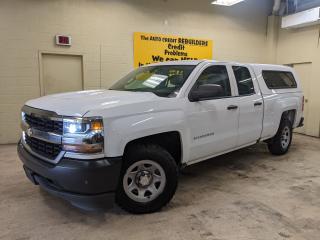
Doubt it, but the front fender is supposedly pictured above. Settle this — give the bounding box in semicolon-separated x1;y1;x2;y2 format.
103;110;188;159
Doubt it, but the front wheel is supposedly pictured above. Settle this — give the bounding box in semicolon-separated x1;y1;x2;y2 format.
116;144;178;214
268;118;293;155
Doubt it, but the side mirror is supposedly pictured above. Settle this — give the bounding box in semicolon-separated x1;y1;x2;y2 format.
189;84;223;102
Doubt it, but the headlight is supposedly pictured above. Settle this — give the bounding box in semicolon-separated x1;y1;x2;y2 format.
63;119;89;134
62;117;104;154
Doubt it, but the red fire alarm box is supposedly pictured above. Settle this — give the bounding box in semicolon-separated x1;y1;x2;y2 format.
55;35;72;46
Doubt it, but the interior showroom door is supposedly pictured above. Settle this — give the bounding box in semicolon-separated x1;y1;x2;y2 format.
292;62;312;136
41;53;83;95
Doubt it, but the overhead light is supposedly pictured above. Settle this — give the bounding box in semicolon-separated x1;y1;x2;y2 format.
211;0;244;6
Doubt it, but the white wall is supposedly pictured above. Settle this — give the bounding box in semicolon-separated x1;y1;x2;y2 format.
276;24;320;137
0;0;272;143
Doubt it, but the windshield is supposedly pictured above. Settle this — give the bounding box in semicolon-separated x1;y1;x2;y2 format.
110;65;196;97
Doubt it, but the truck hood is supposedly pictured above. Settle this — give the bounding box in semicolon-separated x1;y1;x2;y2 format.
25;90;160;116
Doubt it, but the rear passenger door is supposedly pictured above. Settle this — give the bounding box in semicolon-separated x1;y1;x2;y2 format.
231;65;263;146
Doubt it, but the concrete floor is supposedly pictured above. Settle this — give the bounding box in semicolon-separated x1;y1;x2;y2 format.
0;134;320;240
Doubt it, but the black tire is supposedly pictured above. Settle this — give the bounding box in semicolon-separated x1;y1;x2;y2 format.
268;118;293;155
116;144;178;214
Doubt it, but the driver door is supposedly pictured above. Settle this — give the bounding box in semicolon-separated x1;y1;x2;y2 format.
186;64;239;163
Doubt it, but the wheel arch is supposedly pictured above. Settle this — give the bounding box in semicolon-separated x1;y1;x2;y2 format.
123;131;183;167
281;109;296;126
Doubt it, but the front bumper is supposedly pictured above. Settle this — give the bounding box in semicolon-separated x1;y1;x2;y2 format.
17;141;122;211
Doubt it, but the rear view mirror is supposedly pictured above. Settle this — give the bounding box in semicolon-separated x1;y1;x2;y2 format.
189;84;223;102
168;75;184;86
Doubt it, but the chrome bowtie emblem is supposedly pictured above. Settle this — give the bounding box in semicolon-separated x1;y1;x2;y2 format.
26;128;33;137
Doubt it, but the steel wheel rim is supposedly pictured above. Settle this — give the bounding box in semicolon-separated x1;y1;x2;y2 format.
123;160;166;203
281;126;291;149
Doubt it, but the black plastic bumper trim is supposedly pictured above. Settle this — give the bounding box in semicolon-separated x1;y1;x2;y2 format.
18;141;122;211
33;173;115;211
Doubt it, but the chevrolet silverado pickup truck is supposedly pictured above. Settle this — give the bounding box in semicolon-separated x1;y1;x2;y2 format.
18;60;304;213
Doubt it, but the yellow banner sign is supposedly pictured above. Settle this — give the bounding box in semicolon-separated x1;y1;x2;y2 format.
133;32;213;68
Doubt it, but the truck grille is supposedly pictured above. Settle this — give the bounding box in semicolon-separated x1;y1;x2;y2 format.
25;114;63;135
25;135;62;160
22;106;64;163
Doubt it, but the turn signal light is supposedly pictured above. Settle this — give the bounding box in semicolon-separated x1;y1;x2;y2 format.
91;121;103;131
63;143;103;153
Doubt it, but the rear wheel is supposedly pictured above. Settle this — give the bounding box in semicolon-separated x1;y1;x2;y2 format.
116;144;178;214
268;118;293;155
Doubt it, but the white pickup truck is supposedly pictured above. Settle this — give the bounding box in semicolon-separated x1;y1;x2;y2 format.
18;60;304;213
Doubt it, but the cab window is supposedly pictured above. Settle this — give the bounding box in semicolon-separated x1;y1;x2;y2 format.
193;65;231;98
232;66;255;96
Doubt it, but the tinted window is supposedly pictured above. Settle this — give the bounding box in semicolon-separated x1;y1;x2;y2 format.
232;66;255;95
193;65;231;98
262;71;297;89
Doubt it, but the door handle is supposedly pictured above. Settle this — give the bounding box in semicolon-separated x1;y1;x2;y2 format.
254;102;263;106
227;105;238;110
